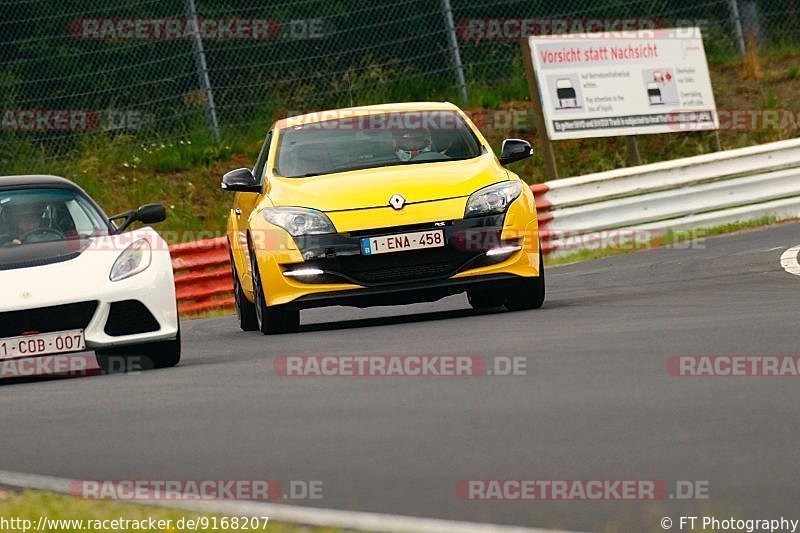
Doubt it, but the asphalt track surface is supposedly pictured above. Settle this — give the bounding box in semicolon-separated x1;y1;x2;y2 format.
3;222;800;532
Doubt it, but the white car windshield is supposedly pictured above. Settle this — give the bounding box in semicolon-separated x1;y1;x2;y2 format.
0;188;109;247
274;110;483;178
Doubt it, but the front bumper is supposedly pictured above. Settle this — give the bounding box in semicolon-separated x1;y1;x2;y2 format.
252;210;541;308
289;273;522;310
0;230;179;352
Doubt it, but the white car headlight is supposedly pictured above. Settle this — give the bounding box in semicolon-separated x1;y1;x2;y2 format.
465;181;522;218
110;238;152;282
263;207;336;236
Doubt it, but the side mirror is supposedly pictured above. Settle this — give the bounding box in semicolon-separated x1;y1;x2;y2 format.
499;139;533;166
221;168;261;193
136;203;167;225
110;203;166;232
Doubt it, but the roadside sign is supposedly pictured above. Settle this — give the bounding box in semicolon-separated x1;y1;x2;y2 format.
526;28;718;140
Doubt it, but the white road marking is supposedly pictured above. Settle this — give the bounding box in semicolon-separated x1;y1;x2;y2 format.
780;245;800;276
0;470;583;533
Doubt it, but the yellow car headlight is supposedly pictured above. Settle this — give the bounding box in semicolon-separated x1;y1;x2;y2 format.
263;207;336;236
464;181;522;218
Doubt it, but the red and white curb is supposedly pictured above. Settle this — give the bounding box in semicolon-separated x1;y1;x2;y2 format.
0;470;585;533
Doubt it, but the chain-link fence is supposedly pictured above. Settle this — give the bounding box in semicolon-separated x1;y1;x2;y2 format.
1;0;798;169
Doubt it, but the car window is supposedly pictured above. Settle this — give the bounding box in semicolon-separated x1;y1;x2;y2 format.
274;110;483;178
0;188;108;247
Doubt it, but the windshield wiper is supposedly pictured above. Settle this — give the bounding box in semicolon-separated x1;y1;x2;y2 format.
284;172;328;178
404;155;477;164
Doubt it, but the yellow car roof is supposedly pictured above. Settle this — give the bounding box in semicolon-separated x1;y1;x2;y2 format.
274;101;462;129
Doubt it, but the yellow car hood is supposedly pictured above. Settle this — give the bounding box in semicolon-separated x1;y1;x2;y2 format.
266;153;507;212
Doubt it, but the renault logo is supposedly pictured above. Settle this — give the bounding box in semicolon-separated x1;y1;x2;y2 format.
389;194;406;210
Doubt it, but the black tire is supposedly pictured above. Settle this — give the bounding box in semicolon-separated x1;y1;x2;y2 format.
95;328;181;374
504;252;546;311
467;287;506;310
250;243;300;334
230;248;258;331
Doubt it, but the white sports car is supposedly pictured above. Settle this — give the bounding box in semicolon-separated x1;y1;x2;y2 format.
0;175;180;374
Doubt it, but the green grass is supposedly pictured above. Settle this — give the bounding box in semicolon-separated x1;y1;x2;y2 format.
0;490;344;533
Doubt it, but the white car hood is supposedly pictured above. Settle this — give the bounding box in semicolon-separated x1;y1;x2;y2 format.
0;228;170;313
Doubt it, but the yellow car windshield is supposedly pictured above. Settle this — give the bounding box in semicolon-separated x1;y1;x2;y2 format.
274;110;483;178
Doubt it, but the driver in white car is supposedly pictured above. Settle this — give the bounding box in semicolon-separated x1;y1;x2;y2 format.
7;202;46;245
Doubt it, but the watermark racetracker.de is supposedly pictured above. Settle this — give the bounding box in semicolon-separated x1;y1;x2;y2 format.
1;109;153;132
69;18;330;40
274;355;529;377
668;356;800;376
456;479;710;500
454;18;709;40
69;479;323;501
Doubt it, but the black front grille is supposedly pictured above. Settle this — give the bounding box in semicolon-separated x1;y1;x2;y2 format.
291;215;507;286
311;246;481;285
104;300;160;336
0;301;97;337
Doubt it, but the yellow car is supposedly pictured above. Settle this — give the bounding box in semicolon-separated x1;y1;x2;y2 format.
222;102;543;334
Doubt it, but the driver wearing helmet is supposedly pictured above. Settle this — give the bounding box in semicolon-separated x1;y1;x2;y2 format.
7;202;45;245
393;129;432;161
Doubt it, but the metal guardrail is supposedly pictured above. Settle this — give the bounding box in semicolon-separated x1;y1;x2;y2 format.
535;138;800;255
534;138;800;208
171;138;800;313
